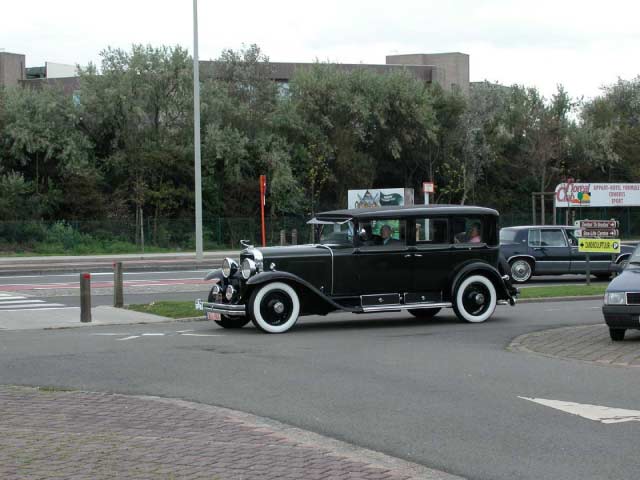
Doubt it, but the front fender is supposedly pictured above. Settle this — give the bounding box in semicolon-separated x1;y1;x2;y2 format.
450;261;514;302
246;271;347;314
204;269;224;282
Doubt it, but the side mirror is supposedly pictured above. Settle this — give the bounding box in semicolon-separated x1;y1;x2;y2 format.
610;264;623;274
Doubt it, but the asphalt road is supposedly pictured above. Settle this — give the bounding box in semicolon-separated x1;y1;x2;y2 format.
1;300;638;480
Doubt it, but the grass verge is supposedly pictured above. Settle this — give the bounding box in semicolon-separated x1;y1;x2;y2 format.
518;284;606;299
128;301;202;319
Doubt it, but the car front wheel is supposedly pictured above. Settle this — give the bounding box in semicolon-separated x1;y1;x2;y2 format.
609;328;626;342
509;259;533;283
249;282;301;333
453;274;497;323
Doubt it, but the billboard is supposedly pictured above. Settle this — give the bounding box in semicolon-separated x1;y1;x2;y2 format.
347;188;414;209
45;62;77;79
555;182;640;208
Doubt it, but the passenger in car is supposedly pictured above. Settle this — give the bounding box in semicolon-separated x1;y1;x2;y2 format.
469;223;482;243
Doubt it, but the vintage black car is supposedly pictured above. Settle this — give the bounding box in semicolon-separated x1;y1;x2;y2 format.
500;225;633;283
196;205;517;333
603;244;640;341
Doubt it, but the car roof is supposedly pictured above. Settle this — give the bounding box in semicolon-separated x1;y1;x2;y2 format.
316;204;499;220
501;225;575;230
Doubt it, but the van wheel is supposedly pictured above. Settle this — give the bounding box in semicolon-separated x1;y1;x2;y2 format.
509;259;533;283
453;274;497;323
249;282;300;333
408;308;441;318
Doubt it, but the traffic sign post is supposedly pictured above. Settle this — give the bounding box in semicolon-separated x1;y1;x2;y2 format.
422;182;435;240
575;220;621;285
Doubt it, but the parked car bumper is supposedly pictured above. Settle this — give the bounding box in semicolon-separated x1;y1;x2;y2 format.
195;299;246;317
602;305;640;329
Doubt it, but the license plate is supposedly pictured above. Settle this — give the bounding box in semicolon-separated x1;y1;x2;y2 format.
207;312;221;321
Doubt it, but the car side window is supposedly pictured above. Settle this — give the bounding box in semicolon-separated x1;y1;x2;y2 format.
358;219;406;249
532;229;567;247
565;229;578;246
452;217;485;244
416;218;449;245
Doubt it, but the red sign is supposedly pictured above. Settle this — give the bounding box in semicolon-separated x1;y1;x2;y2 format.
422;182;435;194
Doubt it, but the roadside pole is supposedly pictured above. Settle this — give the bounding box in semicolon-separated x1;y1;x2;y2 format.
113;262;124;308
80;273;92;323
193;0;203;261
585;253;590;286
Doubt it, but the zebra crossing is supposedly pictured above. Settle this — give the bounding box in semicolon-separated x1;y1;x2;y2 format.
0;292;73;312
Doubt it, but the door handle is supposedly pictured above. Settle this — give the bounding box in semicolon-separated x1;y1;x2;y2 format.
404;254;412;258
414;254;423;257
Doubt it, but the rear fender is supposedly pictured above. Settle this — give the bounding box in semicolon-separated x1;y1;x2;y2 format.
246;271;346;315
450;261;513;301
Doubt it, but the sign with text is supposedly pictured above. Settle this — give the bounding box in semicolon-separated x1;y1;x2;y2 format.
555;182;640;208
575;229;619;238
422;182;435;194
574;220;619;229
578;239;621;254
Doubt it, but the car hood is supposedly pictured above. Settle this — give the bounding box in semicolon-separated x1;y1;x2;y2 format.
242;244;332;261
607;265;640;292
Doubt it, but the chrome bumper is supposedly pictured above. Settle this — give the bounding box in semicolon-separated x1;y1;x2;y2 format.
195;299;246;317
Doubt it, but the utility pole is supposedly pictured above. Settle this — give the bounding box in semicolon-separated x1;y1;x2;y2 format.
193;0;203;261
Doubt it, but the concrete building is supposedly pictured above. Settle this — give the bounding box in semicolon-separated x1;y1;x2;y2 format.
1;50;469;94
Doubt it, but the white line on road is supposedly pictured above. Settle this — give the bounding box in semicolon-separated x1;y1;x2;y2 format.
176;329;195;333
0;307;78;312
141;333;165;336
90;333;122;336
0;303;66;309
0;299;45;305
0;270;209;280
117;336;141;341
519;397;640;424
180;333;224;337
0;296;30;300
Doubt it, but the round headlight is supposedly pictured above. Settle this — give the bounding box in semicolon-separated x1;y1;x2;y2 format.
225;285;235;301
241;258;257;279
221;258;238;278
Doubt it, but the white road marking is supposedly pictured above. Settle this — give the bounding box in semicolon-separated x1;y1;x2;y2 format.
0;299;46;305
117;336;141;341
0;307;78;312
0;296;30;301
0;270;210;280
180;333;224;337
176;329;195;333
141;333;165;336
519;397;640;424
0;303;66;309
90;333;122;336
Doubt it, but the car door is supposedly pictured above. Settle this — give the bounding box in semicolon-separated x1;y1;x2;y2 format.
410;216;451;298
355;218;413;296
528;228;572;274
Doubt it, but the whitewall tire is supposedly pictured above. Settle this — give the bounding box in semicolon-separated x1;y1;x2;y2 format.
453;274;497;323
249;282;301;333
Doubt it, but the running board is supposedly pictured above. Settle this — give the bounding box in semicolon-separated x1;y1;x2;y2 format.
361;302;452;313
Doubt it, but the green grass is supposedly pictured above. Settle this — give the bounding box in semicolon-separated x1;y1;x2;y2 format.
518;284;606;299
128;301;202;319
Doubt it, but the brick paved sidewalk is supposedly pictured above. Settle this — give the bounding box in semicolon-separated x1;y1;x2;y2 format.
509;324;640;367
0;386;459;480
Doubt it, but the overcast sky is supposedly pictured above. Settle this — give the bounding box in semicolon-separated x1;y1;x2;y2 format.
2;0;639;100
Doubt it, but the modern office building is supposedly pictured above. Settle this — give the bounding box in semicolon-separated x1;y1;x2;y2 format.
1;50;469;94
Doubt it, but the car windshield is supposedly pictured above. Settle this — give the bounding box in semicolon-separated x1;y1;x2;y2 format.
318;221;354;245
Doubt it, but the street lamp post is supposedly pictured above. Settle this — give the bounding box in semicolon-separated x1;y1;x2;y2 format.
193;0;203;261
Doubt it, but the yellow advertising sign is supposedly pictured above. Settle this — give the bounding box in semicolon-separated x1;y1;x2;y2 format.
578;239;621;253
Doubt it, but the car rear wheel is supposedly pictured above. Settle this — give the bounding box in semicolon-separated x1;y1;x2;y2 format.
408;308;441;318
249;282;300;333
609;328;626;342
509;259;533;283
453;274;497;323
